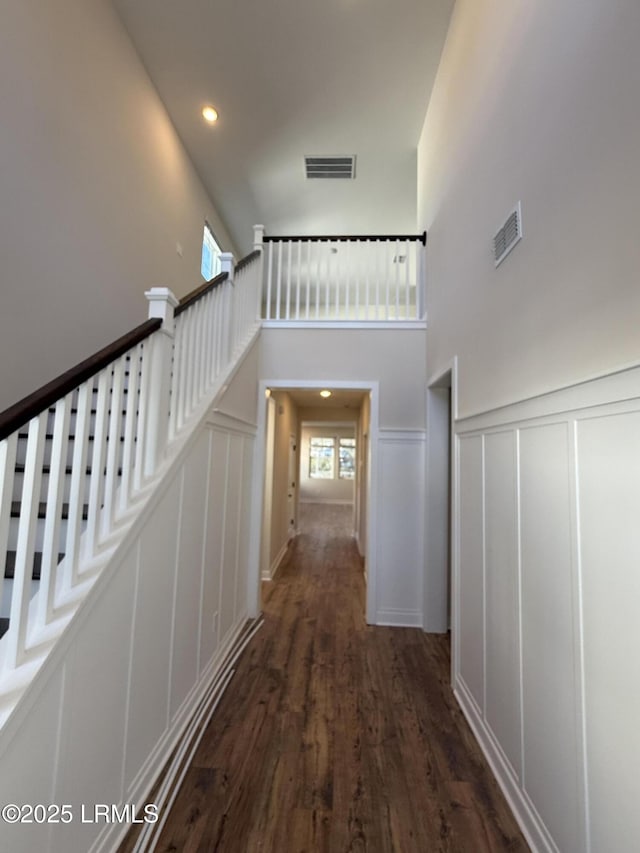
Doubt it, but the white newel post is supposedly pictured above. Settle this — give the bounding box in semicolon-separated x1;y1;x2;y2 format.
417;234;427;321
253;224;265;252
144;287;179;478
253;224;265;319
219;253;235;359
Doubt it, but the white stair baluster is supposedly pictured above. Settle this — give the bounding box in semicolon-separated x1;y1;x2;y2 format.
37;395;71;626
0;434;18;623
6;412;47;668
84;367;110;563
101;355;125;541
121;343;142;509
65;381;92;587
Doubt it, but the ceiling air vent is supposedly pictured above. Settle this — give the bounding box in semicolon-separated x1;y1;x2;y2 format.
493;202;522;266
305;155;356;179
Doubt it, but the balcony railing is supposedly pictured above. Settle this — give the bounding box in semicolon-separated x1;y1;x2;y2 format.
260;231;427;323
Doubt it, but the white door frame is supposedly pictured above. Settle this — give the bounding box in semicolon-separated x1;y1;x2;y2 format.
247;378;380;624
425;357;458;642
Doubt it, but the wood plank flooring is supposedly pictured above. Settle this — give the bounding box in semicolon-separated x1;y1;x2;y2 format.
135;506;529;852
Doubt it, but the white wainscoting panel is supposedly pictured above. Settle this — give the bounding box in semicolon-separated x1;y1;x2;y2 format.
577;411;640;852
484;430;521;781
456;435;485;712
519;422;583;853
170;430;209;720
0;666;64;852
0;413;256;853
454;364;640;853
375;431;425;627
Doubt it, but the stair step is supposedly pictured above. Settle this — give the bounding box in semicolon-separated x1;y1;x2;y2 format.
10;502;88;521
4;550;64;580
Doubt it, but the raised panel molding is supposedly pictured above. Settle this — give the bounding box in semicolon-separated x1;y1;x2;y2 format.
454;364;640;853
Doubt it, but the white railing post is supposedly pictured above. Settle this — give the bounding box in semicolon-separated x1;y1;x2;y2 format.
253;224;265;252
219;253;235;359
143;287;178;478
414;233;426;320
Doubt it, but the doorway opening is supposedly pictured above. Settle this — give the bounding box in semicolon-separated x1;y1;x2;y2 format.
425;360;457;645
250;381;379;624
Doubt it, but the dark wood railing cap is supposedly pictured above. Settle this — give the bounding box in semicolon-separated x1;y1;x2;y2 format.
235;249;262;274
0;318;162;442
263;231;427;246
175;271;228;317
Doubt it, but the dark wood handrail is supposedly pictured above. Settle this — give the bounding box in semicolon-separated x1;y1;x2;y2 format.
175;271;228;317
0;318;162;442
263;231;427;246
0;246;264;440
175;248;262;317
235;249;261;274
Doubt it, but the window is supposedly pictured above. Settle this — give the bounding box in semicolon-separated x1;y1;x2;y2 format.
201;222;222;280
309;437;335;479
308;436;356;480
339;438;356;479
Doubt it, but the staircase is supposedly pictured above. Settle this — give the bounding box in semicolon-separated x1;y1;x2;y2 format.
0;244;263;720
2;378;132;636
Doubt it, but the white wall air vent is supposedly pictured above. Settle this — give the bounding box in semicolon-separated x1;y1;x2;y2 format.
493;202;522;266
305;155;356;179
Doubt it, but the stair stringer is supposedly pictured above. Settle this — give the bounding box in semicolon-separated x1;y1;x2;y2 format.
0;327;260;853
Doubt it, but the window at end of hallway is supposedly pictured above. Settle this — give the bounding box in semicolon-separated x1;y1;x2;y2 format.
201;222;222;280
339;438;356;479
309;437;334;479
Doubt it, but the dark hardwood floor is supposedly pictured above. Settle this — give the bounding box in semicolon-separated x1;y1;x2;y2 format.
131;505;529;852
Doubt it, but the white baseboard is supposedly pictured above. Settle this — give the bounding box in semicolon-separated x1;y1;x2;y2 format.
298;498;354;506
454;677;557;853
375;608;423;628
99;614;250;853
262;540;289;582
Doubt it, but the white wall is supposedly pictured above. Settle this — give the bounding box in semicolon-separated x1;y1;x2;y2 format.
0;0;235;411
0;411;255;853
418;0;640;418
299;424;355;504
259;328;427;430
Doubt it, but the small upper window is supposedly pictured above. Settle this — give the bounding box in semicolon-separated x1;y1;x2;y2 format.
201;222;222;280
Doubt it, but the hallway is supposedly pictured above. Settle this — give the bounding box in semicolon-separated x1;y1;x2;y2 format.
145;509;529;852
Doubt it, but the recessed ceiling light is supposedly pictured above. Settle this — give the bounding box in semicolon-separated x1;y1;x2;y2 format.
202;105;218;123
320;389;332;398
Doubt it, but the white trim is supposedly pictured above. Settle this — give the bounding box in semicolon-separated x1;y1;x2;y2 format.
425;357;458;638
262;540;289;582
455;358;640;426
207;410;258;433
376;608;423;628
455;677;557;853
378;429;426;443
298;498;353;506
262;320;427;331
103;616;255;853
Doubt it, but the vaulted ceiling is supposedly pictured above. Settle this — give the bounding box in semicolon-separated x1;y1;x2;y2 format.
113;0;454;253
